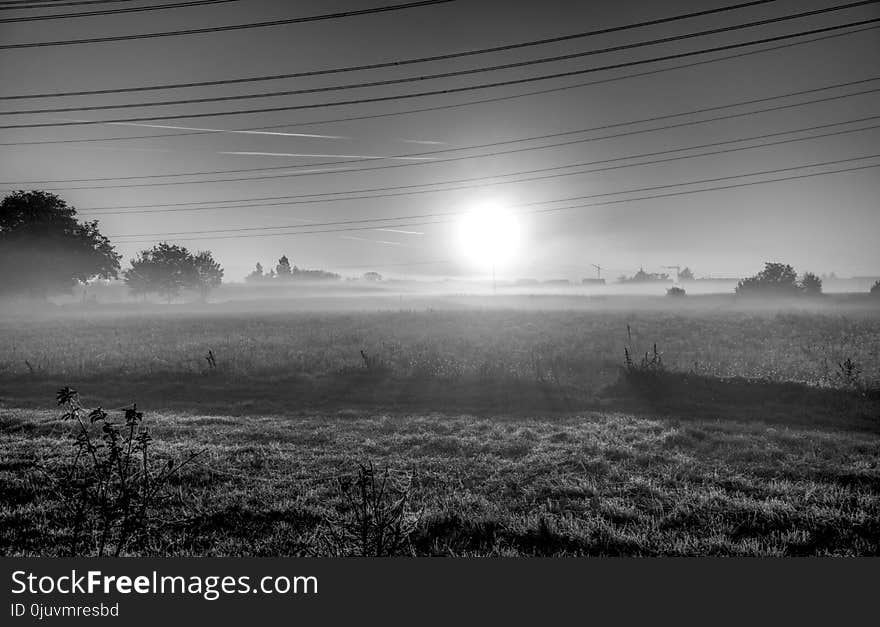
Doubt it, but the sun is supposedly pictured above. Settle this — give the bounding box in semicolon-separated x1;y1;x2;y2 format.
456;201;521;268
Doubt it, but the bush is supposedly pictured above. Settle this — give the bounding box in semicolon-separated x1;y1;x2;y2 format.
621;343;666;393
47;387;202;556
871;280;880;296
667;286;686;297
320;462;421;556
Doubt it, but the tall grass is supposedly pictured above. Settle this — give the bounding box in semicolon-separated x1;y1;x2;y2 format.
2;310;878;390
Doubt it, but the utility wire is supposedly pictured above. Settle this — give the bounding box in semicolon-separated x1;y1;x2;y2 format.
3;2;871;115
0;0;455;49
0;0;240;22
0;0;786;99
8;75;875;185
37;82;879;194
0;1;136;9
4;23;875;146
108;158;880;243
4;16;878;129
67;124;880;214
17;116;880;192
60;121;880;205
106;153;880;238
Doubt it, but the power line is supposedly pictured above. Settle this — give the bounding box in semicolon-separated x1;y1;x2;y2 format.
70;124;880;215
4;16;878;130
0;0;240;22
334;259;454;269
43;84;880;196
75;122;880;207
4;24;876;146
0;1;136;9
107;154;880;239
0;0;454;49
107;158;880;243
0;0;787;100
9;76;875;185
4;2;872;116
516;155;880;209
525;162;880;215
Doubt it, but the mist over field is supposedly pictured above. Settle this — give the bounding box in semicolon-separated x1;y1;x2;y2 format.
2;0;879;558
3;288;880;556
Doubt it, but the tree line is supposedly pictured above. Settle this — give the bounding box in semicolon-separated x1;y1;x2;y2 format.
0;190;337;303
2;191;879;301
1;191;223;302
246;255;340;283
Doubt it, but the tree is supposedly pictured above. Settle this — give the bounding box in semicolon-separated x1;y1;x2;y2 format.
276;255;292;278
0;190;120;298
800;272;822;296
870;280;880;296
679;267;695;281
125;255;160;302
291;267;341;281
124;243;210;303
192;251;224;301
246;262;264;283
735;262;799;297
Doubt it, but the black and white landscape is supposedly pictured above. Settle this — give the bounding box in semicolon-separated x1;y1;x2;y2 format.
1;0;879;557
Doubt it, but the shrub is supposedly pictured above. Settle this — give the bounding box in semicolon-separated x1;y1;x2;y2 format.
47;387;202;556
622;343;666;388
870;280;880;296
667;286;686;297
834;358;863;391
321;462;421;556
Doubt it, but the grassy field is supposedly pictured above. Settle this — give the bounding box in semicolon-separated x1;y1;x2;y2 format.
1;297;879;556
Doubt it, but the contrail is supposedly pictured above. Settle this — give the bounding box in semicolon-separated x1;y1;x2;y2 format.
108;122;348;139
340;235;408;246
47;117;348;140
374;228;424;235
63;145;177;153
221;151;436;161
401;139;447;145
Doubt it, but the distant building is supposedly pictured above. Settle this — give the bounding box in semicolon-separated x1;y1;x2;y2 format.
362;272;383;281
581;278;606;285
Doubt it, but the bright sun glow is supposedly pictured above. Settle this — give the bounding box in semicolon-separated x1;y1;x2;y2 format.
456;202;521;267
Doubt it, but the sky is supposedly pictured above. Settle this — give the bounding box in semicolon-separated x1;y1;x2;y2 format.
1;0;878;282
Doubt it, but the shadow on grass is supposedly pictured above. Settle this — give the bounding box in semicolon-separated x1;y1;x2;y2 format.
2;366;877;434
600;368;880;433
0;370;586;417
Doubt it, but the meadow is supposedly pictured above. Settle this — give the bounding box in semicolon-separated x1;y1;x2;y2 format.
1;295;879;555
